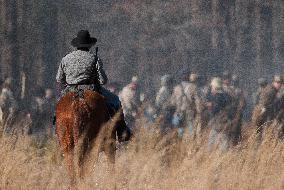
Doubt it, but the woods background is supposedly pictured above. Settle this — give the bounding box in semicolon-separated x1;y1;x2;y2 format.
0;0;284;103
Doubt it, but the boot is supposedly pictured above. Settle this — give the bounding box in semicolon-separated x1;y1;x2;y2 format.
52;115;56;125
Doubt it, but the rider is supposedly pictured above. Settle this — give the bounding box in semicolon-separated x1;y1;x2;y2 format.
56;30;130;141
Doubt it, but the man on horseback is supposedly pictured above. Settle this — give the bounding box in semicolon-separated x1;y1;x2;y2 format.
56;30;130;141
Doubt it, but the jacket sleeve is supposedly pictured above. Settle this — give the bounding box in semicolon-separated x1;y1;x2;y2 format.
96;58;108;85
56;59;66;86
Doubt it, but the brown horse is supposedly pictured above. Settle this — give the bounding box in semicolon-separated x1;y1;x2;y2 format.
55;90;117;184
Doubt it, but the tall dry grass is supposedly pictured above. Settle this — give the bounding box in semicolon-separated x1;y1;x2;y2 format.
0;118;283;190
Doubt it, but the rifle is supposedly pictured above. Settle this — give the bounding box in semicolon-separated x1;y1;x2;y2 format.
95;47;98;59
93;47;101;92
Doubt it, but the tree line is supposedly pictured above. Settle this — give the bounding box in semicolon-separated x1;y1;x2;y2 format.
0;0;283;104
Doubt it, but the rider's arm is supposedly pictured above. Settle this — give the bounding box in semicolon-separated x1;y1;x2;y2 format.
56;60;67;98
56;60;67;86
96;58;108;85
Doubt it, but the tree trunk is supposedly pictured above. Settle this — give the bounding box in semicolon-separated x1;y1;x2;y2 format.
3;0;20;98
272;0;283;72
0;0;4;82
41;0;59;88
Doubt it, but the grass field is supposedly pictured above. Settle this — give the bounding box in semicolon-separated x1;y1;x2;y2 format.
0;120;283;190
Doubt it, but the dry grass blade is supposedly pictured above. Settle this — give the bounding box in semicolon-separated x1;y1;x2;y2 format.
0;118;283;190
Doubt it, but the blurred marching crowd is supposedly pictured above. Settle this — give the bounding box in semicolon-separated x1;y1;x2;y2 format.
0;77;56;135
0;70;283;150
117;71;284;150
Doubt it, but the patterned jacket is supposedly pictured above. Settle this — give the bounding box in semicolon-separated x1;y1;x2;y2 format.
56;50;108;86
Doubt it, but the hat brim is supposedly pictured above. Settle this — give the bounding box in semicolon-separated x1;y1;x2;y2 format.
71;37;97;48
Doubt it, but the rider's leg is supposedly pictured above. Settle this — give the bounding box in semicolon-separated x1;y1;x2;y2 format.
100;87;131;141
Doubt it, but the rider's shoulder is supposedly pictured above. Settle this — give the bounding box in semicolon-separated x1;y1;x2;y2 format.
62;51;76;61
62;50;89;62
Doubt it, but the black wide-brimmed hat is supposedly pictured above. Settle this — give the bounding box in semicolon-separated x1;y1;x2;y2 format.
71;30;97;48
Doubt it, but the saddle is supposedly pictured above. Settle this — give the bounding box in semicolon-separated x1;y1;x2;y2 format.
64;83;101;96
53;84;100;125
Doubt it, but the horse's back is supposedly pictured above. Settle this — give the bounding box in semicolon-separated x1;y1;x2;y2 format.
55;90;109;143
56;90;107;116
56;90;105;109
